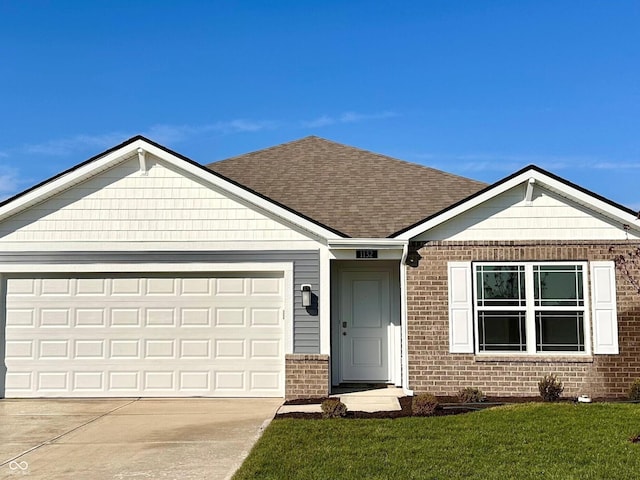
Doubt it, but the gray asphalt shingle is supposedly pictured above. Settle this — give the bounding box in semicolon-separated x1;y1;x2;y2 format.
207;136;486;238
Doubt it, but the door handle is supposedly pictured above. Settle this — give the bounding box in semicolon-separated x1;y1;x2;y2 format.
342;322;347;328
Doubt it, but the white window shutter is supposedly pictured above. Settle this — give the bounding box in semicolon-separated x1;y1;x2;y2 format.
591;261;619;354
448;261;474;353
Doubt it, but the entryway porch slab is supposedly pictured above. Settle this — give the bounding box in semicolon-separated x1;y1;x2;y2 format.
278;387;405;414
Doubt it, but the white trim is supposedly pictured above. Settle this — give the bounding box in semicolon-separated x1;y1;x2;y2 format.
330;250;404;261
283;265;295;356
397;169;640;240
329;240;407;261
473;261;591;356
328;239;408;249
0;262;292;274
0;138;342;242
399;249;412;394
319;246;331;355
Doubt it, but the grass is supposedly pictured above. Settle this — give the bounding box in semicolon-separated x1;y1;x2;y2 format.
233;403;640;480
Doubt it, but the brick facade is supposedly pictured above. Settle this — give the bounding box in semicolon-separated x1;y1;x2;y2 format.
407;240;640;399
285;353;330;400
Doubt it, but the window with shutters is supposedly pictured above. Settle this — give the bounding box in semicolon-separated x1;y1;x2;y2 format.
474;262;588;354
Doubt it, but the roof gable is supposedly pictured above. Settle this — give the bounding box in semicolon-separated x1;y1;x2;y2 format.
0;136;344;241
394;165;640;240
0;154;317;246
207;136;486;238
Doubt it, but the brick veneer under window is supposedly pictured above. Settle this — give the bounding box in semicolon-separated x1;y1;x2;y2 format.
407;241;640;399
285;354;330;400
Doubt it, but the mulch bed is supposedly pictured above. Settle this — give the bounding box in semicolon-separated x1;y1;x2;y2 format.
276;395;624;420
276;396;479;420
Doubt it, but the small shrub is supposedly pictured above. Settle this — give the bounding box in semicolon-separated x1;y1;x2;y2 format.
628;379;640;401
538;374;564;402
412;393;439;416
321;398;347;418
457;387;485;403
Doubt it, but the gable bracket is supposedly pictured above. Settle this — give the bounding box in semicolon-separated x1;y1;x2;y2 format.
137;148;148;176
524;178;535;204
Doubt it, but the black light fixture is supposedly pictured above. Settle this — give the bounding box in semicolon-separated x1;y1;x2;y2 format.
406;241;426;268
405;250;422;268
301;284;312;307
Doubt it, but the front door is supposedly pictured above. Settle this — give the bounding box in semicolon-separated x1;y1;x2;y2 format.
339;270;390;382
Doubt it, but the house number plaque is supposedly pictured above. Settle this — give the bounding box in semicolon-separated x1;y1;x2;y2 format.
356;249;378;259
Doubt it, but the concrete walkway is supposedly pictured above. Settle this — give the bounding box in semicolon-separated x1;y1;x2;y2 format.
278;387;405;414
0;398;282;480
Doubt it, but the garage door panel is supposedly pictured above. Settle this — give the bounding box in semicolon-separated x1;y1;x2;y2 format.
76;278;107;295
109;371;139;390
111;278;142;295
41;278;72;296
4;273;284;397
76;308;106;327
6;371;33;391
179;339;211;358
38;372;68;391
6;308;35;327
110;339;141;359
41;309;70;327
5;340;34;359
181;308;211;326
179;371;210;390
111;308;140;326
75;340;105;359
73;371;104;391
215;278;246;295
6;278;36;295
181;278;213;295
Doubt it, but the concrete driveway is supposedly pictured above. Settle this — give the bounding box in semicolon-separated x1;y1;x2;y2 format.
0;397;282;480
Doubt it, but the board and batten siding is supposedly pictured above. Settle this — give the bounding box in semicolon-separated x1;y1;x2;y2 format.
0;251;322;354
417;183;639;242
0;155;321;251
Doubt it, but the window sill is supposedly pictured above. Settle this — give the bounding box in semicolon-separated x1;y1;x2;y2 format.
474;355;594;364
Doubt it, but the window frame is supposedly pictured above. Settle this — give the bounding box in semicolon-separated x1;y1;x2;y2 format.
472;261;591;356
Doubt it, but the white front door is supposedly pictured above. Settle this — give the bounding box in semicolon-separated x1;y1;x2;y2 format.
339;270;390;382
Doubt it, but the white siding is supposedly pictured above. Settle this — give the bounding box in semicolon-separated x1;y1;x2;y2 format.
0;155;319;251
418;184;639;241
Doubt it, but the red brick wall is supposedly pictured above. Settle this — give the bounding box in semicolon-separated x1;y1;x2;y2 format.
285;354;330;400
407;241;640;399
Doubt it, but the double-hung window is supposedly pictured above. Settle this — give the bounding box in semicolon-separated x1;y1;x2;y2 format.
474;262;588;354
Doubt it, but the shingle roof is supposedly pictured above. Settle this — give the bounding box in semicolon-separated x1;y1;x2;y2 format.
207;136;487;238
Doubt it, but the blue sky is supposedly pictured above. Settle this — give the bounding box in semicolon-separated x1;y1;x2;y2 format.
1;1;639;209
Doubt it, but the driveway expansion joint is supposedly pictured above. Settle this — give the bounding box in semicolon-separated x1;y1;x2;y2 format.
0;398;141;468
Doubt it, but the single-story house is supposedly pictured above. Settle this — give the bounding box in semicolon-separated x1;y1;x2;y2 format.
0;135;638;399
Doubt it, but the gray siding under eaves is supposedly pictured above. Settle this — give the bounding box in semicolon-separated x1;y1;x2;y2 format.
0;250;321;354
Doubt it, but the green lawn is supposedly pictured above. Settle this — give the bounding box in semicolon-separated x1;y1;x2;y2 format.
233;403;640;480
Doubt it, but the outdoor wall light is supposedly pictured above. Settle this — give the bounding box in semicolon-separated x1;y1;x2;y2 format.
405;250;422;268
301;284;312;307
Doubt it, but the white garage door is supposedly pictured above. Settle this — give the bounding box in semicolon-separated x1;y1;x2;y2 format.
3;273;285;397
